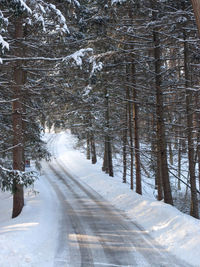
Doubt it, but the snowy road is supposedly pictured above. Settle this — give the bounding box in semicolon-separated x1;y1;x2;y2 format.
42;134;191;267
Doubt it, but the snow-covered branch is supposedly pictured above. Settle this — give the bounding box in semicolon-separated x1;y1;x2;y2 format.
63;48;93;67
0;164;38;192
49;3;70;34
1;56;64;62
2;48;93;66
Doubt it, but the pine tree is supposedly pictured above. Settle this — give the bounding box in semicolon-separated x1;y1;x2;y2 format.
0;0;73;217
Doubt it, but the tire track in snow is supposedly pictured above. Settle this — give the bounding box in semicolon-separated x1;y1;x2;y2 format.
53;158;169;266
44;166;95;267
48;163;138;267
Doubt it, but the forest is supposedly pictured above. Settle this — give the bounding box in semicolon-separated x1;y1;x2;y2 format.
1;0;200;220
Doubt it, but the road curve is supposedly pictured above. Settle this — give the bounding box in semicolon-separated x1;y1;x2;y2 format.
42;134;191;267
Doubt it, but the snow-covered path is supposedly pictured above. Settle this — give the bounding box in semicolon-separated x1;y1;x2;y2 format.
0;131;200;266
42;133;190;267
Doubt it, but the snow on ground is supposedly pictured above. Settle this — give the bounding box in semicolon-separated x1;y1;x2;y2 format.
49;131;200;266
0;172;59;267
0;130;200;266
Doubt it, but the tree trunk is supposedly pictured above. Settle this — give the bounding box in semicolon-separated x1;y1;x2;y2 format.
183;33;199;218
122;133;127;183
122;87;128;183
90;134;97;164
150;112;163;198
105;90;113;177
107;135;113;177
152;99;163;200
156;145;163;200
102;136;113;176
86;134;90;160
152;10;173;205
102;139;109;173
12;18;24;218
197;136;200;192
194;93;200;191
178;138;181;190
125;64;134;189
131;56;142;195
168;142;173;166
127;83;134;190
191;0;200;35
102;89;113;177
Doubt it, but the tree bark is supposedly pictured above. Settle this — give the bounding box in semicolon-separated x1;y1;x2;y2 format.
90;133;97;164
102;140;108;173
86;134;90;160
152;9;173;205
122;87;128;183
178;138;182;190
168;142;173;166
102;89;113;177
107;135;113;177
191;0;200;35
131;56;142;195
105;90;113;177
12;18;24;218
194;93;200;191
127;82;134;190
183;32;199;218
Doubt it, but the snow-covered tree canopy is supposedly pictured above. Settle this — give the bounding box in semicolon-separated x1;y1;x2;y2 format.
0;9;9;62
1;0;70;34
0;0;72;64
0;0;94;194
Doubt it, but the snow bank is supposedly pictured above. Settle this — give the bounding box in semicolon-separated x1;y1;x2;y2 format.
0;176;59;267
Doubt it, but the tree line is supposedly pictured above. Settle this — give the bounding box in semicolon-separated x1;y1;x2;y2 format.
1;0;200;219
